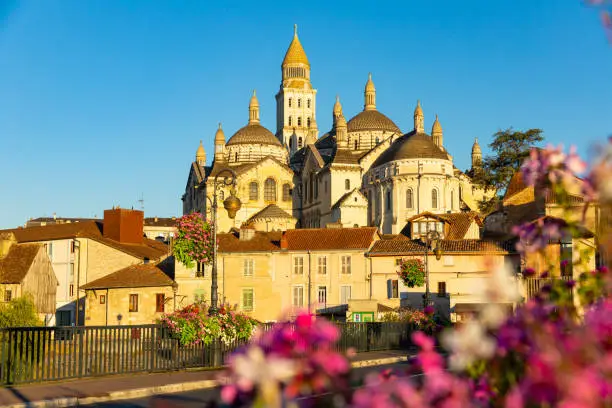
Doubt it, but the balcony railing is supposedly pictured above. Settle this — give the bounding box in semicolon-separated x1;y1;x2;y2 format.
523;276;574;299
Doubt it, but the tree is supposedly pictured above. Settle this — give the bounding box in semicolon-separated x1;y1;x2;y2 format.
475;128;544;214
0;295;42;328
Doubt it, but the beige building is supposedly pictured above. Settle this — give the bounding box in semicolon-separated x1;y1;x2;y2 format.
81;261;175;326
0;232;58;324
484;171;598;300
143;217;177;243
1;208;169;326
171;227;380;322
183;26;492;233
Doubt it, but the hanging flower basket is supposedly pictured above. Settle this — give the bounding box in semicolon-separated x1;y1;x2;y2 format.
397;258;426;288
172;213;214;268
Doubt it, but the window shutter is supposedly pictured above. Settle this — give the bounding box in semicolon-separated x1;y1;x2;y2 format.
387;279;392;299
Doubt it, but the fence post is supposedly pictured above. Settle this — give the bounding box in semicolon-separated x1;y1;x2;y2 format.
366;324;372;352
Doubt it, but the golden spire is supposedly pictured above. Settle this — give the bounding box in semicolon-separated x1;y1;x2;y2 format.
215;122;225;144
196;140;206;164
472;138;482;167
333;95;343;125
364;73;376;111
249;90;260;124
282;24;310;68
414;100;424;133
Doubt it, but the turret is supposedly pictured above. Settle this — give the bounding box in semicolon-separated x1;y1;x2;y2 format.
249;90;260;124
364;73;376;111
333;95;343;126
414;100;424;133
432;115;443;148
472;138;482;168
336;114;348;149
214;123;225;162
196;140;206;166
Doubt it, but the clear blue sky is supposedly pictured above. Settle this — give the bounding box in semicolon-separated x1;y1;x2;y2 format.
0;1;610;228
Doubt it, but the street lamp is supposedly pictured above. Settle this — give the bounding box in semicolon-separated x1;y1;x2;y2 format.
423;228;443;309
206;168;241;316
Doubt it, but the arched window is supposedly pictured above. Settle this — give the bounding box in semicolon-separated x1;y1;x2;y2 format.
234;152;238;162
345;179;350;190
375;136;380;144
282;184;291;201
298;98;301;108
288;98;292;107
451;190;454;210
354;140;358;150
307;117;311;127
297;117;302;127
386;190;392;211
249;182;258;201
264;178;277;201
288;116;293;126
432;189;438;209
307;99;311;108
298;137;303;148
406;189;413;209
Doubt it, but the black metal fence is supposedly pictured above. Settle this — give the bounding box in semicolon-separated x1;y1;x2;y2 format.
0;322;413;385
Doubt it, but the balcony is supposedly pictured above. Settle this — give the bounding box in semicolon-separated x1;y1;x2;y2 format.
523;276;573;299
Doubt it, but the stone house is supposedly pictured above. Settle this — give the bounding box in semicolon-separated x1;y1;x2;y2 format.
0;232;58;324
1;208;169;326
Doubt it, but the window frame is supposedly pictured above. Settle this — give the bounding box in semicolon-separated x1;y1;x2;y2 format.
249;182;259;201
156;293;165;313
242;288;254;311
317;256;327;275
345;179;350;190
318;286;327;305
4;290;12;302
282;184;292;201
99;294;106;305
340;285;352;305
437;282;447;297
406;189;413;209
292;285;304;308
264;178;277;202
341;255;352;274
432;189;438;209
243;258;254;278
129;294;139;313
293;256;304;275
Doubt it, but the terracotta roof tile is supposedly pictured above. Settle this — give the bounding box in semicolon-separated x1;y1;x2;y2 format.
283;227;378;251
144;217;178;227
1;221;168;261
81;263;174;290
245;204;294;224
368;238;514;256
218;230;282;253
0;243;41;283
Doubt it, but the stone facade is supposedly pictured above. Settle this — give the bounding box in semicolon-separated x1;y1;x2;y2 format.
182;27;491;233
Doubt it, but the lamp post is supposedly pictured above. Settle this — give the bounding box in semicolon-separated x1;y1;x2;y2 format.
207;168;241;316
423;228;443;309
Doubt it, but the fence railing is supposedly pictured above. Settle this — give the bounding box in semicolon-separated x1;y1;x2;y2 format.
523;276;574;299
0;322;414;386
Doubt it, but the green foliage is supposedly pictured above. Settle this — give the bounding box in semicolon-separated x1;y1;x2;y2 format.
0;295;41;328
397;258;426;288
475;127;544;194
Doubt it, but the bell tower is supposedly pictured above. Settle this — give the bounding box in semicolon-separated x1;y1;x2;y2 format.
275;25;318;157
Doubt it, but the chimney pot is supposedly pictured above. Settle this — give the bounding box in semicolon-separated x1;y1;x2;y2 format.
280;231;288;249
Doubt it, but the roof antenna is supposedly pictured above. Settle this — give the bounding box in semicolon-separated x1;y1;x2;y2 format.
138;193;145;211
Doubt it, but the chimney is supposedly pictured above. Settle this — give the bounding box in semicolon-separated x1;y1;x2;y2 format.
0;232;16;258
103;208;144;244
280;231;288;249
239;227;255;241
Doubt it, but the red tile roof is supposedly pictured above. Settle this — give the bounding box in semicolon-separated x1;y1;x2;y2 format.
368;238;513;256
81;263;174;290
2;221;168;261
282;227;378;251
218;230;282;253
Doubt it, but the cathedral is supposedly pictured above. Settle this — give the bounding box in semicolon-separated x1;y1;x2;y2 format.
182;26;492;234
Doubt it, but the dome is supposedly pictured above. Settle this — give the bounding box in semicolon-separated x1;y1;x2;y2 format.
347;110;401;134
371;131;450;168
282;25;310;67
226;123;282;146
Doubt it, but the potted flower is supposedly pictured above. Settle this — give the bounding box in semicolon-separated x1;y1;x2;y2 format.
172;213;214;268
397;258;425;288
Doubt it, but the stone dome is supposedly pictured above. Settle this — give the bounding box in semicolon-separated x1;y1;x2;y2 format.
347;110;401;134
371;131;450;168
226;124;282;146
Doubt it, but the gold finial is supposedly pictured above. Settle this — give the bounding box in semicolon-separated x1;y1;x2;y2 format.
218;122;222;129
414;100;423;116
249;90;260;124
196;140;206;161
294;24;298;36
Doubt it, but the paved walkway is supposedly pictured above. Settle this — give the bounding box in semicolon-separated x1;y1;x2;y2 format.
0;350;411;408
